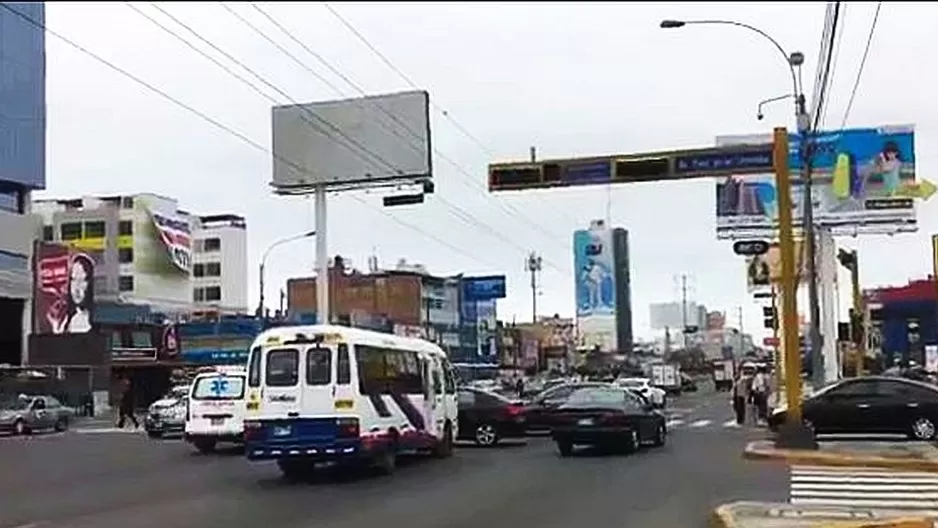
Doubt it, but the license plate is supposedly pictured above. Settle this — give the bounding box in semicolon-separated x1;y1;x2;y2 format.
210;418;223;426
273;426;291;437
578;418;594;426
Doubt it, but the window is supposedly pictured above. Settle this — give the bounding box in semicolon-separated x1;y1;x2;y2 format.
826;380;875;398
431;364;443;395
193;263;205;278
306;346;332;386
118;275;134;292
203;237;221;252
31;398;46;410
60;222;82;241
205;262;221;277
131;331;152;348
204;286;221;302
83;221;106;238
247;347;262;387
118;247;134;264
457;390;475;406
474;390;512;407
265;348;299;387
337;343;351;385
193;288;205;302
42;225;53;241
443;365;456;394
192;375;245;400
355;345;424;394
121;196;134;209
118;220;133;236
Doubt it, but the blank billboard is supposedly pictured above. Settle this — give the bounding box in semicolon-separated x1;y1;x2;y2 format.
271;90;431;191
649;301;700;330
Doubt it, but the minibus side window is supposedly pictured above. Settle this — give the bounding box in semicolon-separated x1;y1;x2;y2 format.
247;346;262;387
266;348;299;387
306;346;332;386
336;344;351;385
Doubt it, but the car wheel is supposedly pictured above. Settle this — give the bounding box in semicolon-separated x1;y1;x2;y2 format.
556;440;573;457
909;417;937;441
625;429;640;453
651;423;667;447
13;419;26;436
474;423;499;447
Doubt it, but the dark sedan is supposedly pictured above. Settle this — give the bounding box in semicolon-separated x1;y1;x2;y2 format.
523;382;612;432
769;376;938;440
549;386;667;457
457;388;526;446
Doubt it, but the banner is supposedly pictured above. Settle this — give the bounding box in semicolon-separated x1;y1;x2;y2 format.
574;228;617;351
149;209;192;273
716;125;917;238
745;240;808;292
34;242;95;334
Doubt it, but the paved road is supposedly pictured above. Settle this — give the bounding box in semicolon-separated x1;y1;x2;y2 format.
0;387;788;528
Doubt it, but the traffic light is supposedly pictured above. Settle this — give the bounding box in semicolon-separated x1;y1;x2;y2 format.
762;306;778;330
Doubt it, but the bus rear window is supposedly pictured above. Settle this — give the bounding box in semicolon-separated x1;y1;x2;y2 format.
306;347;332;386
192;375;245;400
266;348;299;387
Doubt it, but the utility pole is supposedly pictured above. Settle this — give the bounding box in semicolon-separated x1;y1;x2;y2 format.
737;306;745;355
526;252;543;324
680;274;688;329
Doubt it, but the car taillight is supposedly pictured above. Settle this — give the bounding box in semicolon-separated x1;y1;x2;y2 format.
243;420;262;441
337;417;359;438
505;404;525;418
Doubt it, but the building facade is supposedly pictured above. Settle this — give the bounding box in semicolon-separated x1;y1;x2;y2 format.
192;214;248;315
0;3;46;365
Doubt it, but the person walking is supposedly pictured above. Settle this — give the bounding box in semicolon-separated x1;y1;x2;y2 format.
751;367;769;425
732;373;750;425
117;377;139;429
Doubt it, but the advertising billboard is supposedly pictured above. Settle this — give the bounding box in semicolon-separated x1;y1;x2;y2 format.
715;125;917;239
461;275;507;301
649;301;702;331
132;197;192;305
745;240;810;293
33;242;95;334
574;228;617;351
0;3;46;190
271;90;431;191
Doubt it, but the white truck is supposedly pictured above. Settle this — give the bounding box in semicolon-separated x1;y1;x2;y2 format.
712;359;736;392
649;363;682;395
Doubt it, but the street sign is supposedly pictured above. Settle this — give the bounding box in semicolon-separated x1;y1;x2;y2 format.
673;148;774;178
753;291;774;300
733;240;770;256
763;337;780;347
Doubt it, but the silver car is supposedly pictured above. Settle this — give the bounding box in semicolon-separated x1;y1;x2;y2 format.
0;395;73;435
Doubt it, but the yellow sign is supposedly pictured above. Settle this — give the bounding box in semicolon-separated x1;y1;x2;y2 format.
334;399;354;410
896;178;937;201
63;235;133;251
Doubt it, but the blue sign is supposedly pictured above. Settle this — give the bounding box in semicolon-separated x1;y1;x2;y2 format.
674;148;774;175
563;161;611;184
0;3;46;190
462;275;506;301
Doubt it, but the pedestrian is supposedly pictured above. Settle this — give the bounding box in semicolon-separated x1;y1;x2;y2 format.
751;367;769;424
732;373;750;425
117;377;139;429
515;376;525;398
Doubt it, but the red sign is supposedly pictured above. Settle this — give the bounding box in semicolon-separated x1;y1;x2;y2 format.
763;337;780;347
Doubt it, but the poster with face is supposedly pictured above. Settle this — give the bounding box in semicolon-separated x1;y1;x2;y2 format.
34;242;95;334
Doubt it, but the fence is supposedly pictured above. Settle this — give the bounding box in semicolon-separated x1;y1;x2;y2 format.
0;365;94;416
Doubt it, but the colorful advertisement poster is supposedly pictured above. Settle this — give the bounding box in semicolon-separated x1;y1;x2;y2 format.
715;125;917;239
148;209;192;273
34;242;95;334
129;197;193;308
573;228;617;351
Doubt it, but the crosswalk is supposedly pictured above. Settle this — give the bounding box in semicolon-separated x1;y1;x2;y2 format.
790;465;938;516
663;417;759;431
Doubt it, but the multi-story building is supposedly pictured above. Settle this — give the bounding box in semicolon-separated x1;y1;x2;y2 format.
192;214;248;315
0;3;46;365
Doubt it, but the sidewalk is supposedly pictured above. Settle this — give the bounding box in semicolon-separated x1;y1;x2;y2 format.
711;501;933;528
744;440;938;471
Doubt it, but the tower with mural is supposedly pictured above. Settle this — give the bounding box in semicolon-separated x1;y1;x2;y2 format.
572;220;633;354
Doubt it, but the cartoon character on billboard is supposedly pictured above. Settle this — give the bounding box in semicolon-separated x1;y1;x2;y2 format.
579;234;614;314
47;254;94;334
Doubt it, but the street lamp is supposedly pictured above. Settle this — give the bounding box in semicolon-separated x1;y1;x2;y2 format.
257;230;316;318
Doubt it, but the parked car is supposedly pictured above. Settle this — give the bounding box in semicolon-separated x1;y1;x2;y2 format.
615;377;667;408
768;376;938;440
0;395;72;435
145;385;190;439
457;388;526;446
548;386;667;456
523;382;612;432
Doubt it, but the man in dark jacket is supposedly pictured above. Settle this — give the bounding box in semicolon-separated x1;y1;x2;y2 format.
117;378;139;429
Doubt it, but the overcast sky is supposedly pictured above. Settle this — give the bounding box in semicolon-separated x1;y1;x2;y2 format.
37;1;936;339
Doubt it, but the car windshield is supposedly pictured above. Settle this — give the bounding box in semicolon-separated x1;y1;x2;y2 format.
191;375;245;400
565;387;626;406
0;398;30;411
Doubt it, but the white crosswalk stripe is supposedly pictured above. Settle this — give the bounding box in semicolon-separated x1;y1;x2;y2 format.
73;427;143;434
687;419;712;428
790;465;938;515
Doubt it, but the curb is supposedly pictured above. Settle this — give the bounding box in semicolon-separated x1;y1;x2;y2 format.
709;504;932;528
743;441;938;471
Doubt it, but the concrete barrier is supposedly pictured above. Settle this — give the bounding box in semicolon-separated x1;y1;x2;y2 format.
710;501;935;528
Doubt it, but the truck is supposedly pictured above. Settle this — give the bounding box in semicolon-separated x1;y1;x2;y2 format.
649;363;682;395
711;359;736;392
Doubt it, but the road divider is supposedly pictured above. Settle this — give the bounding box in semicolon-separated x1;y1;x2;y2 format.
710;501;933;528
744;440;938;471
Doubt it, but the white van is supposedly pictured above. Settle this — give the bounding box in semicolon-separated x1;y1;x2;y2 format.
184;366;247;453
243;325;459;478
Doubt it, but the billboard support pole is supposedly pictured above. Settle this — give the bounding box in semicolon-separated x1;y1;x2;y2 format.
315;185;330;325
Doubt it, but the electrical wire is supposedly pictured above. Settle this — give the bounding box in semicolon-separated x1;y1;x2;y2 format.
838;2;882;130
818;3;847;130
811;2;842;132
0;2;504;271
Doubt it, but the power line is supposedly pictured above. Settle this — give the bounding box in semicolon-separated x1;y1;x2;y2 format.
811;2;843;132
0;2;504;271
838;2;882;130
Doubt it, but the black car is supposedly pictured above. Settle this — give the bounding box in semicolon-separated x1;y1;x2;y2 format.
768;376;938;440
523;382;612;432
549;386;667;456
457;388;526;446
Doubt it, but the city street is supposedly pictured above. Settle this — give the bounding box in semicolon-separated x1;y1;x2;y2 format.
0;387;788;528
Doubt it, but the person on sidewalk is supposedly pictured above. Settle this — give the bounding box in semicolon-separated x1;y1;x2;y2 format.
751;367;769;424
732;373;750;425
116;378;139;429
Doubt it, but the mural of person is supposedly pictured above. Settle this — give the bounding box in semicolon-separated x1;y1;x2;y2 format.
48;253;94;334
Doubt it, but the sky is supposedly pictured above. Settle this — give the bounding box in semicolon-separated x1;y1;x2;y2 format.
35;1;938;340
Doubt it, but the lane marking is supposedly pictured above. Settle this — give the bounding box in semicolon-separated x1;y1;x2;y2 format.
687;419;711;428
665;419;684;428
73;427;143;434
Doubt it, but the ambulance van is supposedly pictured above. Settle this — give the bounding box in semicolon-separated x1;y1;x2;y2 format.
243;325;458;479
185;366;248;453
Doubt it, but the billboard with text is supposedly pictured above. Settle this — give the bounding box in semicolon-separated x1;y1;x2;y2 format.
715;125;917;238
33;242;95;334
